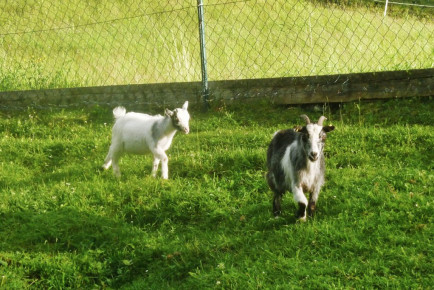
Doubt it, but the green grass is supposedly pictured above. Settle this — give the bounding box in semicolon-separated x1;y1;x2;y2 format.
0;97;433;288
0;0;433;91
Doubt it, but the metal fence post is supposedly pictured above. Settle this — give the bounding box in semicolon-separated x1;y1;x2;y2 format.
384;0;389;16
197;0;210;110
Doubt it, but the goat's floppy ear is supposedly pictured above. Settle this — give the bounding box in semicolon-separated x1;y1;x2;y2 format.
182;101;189;110
165;109;174;117
323;125;335;133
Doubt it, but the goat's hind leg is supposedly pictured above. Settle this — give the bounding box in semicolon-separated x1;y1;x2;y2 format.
103;142;120;170
151;156;160;177
103;143;122;177
109;150;122;178
102;151;113;170
273;191;284;217
111;156;121;178
267;172;284;217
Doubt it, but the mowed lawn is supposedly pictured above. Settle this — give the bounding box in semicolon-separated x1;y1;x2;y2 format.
0;97;432;288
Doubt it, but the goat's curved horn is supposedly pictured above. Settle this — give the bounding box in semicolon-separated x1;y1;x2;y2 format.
300;114;311;124
317;116;327;126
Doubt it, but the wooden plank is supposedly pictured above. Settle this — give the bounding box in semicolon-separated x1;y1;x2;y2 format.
0;69;432;109
0;82;202;109
209;69;433;104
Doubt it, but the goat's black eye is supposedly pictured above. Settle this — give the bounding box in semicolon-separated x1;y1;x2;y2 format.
302;134;309;141
320;133;326;141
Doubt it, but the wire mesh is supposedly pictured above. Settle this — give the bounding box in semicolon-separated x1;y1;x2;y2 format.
0;1;201;91
204;0;433;80
0;0;432;92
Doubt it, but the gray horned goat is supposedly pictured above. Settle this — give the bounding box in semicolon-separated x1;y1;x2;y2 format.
266;115;335;221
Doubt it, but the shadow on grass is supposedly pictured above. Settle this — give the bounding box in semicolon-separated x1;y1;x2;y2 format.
0;207;162;287
1;208;129;252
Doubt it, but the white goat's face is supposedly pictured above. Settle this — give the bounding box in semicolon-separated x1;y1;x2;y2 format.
166;101;190;134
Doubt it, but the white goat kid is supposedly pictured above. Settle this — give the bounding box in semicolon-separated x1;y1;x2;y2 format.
103;101;190;179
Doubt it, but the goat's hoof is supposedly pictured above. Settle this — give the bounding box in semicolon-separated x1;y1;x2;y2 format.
308;203;316;217
308;209;316;217
273;210;281;217
297;216;307;223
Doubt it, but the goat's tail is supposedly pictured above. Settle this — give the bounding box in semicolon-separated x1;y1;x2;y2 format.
113;106;127;119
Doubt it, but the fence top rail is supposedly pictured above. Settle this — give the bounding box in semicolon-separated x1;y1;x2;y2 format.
373;0;434;8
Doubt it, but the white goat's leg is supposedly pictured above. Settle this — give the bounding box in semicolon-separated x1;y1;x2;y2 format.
111;151;122;178
159;153;169;179
103;142;120;170
151;156;161;177
102;150;113;170
291;184;308;221
161;154;169;179
152;148;169;179
112;162;121;178
103;158;112;170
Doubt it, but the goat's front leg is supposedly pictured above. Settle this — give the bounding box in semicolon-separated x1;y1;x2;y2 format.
151;157;160;177
308;187;320;217
153;149;169;179
291;184;308;221
160;154;169;179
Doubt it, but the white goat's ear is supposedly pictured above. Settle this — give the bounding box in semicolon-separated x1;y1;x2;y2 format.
165;109;174;117
182;101;189;110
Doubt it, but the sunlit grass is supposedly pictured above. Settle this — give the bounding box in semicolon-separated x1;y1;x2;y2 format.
0;97;432;288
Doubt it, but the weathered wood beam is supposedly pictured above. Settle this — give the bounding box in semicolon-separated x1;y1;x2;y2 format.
0;69;432;109
209;69;433;104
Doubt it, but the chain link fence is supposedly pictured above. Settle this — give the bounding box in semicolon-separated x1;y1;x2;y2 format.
0;0;432;92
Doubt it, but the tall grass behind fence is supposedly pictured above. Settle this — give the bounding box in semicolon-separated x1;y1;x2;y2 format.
0;1;201;91
205;0;433;79
0;0;433;92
